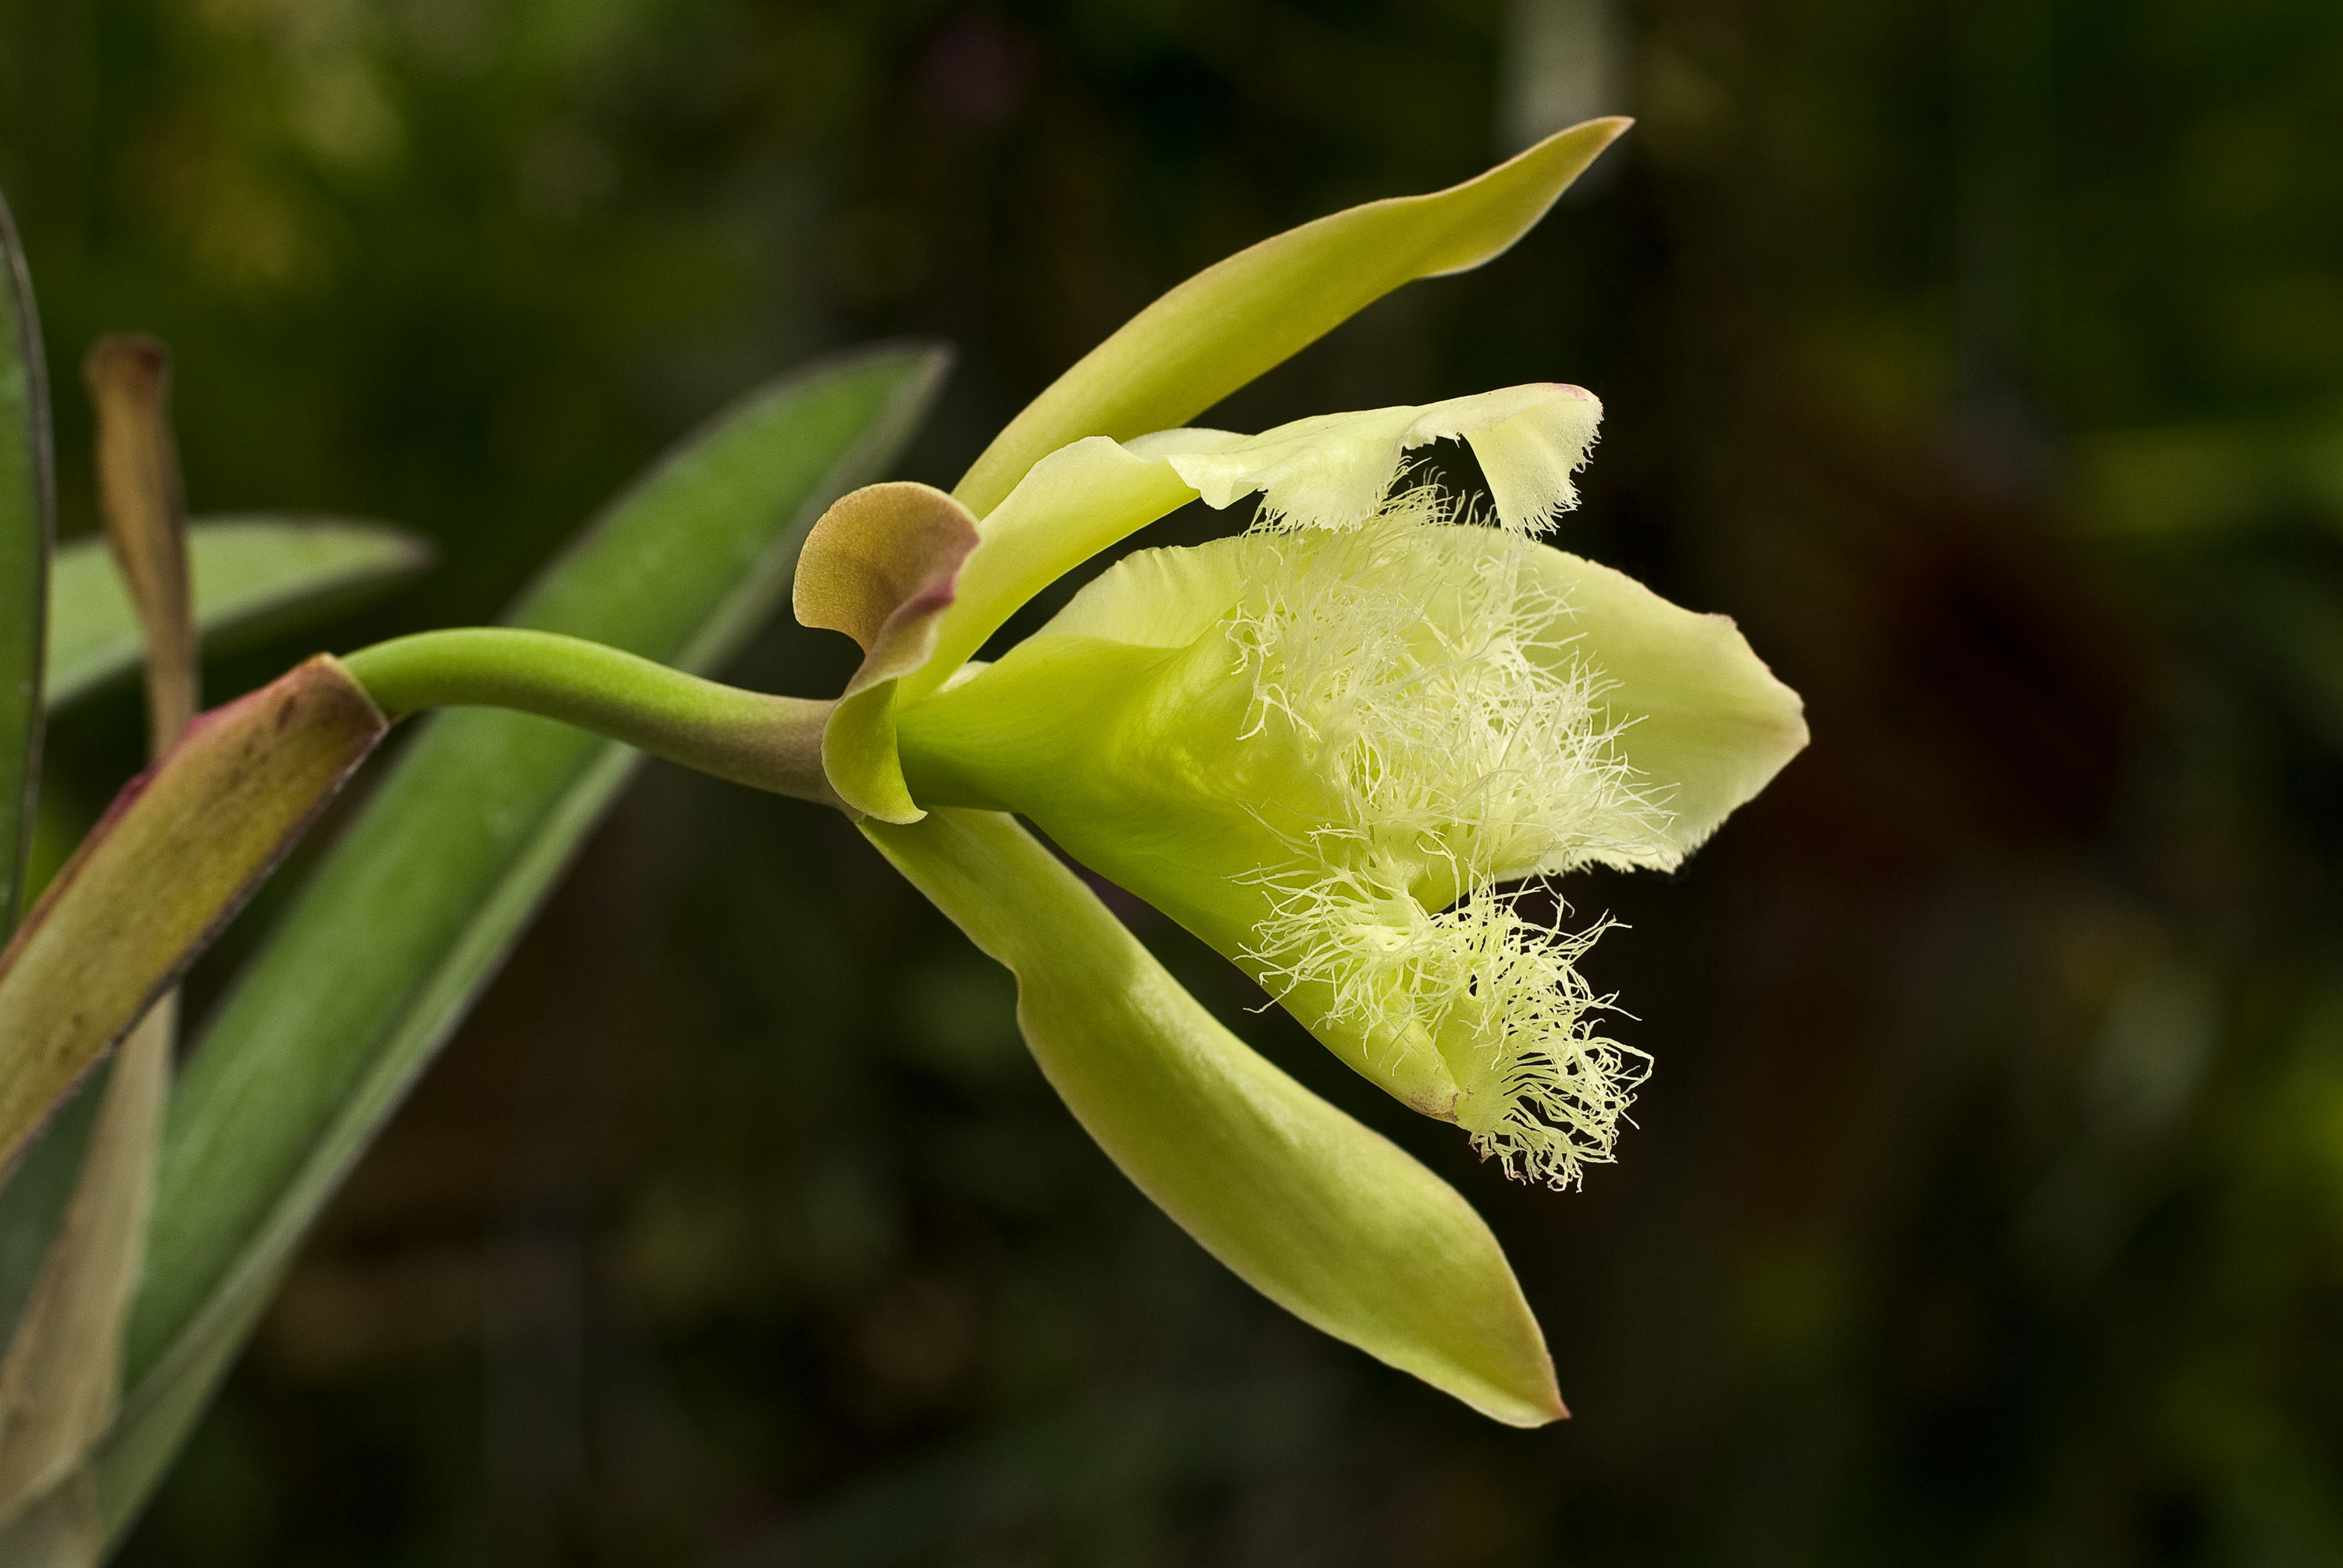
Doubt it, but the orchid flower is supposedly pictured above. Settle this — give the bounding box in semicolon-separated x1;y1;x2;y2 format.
5;118;1806;1431
775;123;1806;1421
808;382;1805;1190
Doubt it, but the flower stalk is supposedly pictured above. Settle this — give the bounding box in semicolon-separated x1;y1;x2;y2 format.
342;629;838;806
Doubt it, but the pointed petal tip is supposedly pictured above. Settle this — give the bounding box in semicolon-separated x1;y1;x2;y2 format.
1566;115;1634;153
1517;113;1632;166
1510;1398;1571;1430
1453;1362;1568;1429
1457;1331;1567;1429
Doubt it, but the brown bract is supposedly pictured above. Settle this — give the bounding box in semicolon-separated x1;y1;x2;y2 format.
83;337;193;757
0;655;387;1175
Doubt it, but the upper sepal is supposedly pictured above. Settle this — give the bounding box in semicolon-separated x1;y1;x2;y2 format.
954;117;1631;514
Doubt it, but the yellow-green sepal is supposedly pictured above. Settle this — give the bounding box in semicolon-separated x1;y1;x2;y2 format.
864;806;1565;1427
954;117;1630;515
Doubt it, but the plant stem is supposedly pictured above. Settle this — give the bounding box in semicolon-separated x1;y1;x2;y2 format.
342;629;839;807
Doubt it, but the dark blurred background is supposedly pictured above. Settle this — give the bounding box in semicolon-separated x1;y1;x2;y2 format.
8;0;2343;1563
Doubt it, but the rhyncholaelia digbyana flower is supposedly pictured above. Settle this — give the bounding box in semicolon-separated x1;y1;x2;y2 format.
807;380;1806;1192
783;123;1804;1425
328;118;1804;1427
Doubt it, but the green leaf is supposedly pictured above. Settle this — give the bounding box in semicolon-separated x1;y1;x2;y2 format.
952;117;1628;515
98;342;947;1540
44;517;432;712
0;194;55;937
864;807;1563;1427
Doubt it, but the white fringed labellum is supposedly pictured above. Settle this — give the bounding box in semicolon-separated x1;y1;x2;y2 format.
883;392;1806;1185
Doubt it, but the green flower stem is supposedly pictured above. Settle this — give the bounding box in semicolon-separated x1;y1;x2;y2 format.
342;629;838;807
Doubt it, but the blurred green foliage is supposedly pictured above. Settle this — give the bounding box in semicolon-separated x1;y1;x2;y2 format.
8;0;2343;1563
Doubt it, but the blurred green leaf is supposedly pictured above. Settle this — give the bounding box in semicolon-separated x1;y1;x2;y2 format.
44;518;432;712
98;341;946;1541
2217;566;2343;754
0;194;52;936
2071;410;2343;538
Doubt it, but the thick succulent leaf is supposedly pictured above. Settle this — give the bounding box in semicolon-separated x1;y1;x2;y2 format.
0;194;53;937
865;807;1564;1427
954;117;1628;515
0;1084;98;1356
45;518;432;712
98;343;945;1543
0;1472;98;1566
0;657;387;1177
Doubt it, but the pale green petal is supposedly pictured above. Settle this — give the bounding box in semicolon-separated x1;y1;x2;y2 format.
864;806;1564;1427
1001;529;1808;870
893;542;1484;1124
905;385;1603;702
1154;383;1603;533
954;118;1631;515
1515;547;1808;870
900;437;1199;706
